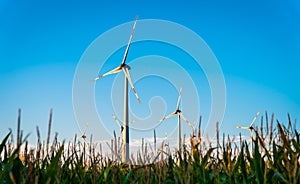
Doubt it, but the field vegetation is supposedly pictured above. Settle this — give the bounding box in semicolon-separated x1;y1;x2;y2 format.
0;110;299;183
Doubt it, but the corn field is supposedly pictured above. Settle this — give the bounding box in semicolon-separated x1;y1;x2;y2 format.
0;110;299;183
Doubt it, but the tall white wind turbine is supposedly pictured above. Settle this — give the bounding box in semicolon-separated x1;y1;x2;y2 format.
91;16;140;163
158;87;191;154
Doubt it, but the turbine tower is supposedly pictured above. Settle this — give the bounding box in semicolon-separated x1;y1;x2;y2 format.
158;87;192;154
91;16;140;163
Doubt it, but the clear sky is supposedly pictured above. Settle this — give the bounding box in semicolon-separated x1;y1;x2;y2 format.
1;0;299;150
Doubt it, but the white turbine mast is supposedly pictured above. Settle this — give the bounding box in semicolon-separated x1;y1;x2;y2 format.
91;16;140;163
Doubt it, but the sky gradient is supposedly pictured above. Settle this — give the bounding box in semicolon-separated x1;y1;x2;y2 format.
1;0;299;149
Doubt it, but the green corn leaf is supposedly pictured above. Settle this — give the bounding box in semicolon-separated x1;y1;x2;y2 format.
253;138;264;184
0;132;11;155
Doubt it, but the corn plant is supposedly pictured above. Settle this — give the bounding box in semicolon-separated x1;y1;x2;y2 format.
0;110;299;183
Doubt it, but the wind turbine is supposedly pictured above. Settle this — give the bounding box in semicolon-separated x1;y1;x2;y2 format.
91;16;140;163
112;114;136;137
235;111;260;141
112;114;124;136
71;122;89;163
158;87;191;154
72;122;88;145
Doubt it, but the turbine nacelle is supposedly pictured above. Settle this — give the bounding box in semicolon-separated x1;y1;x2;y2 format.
120;63;131;70
80;135;87;139
175;109;182;114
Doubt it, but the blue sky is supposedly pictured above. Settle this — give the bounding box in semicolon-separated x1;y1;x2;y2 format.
1;0;300;148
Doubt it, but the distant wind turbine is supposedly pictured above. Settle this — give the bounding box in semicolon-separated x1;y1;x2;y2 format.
71;122;89;162
112;114;124;136
91;16;140;163
72;122;88;145
112;114;135;137
235;111;260;141
158;87;191;154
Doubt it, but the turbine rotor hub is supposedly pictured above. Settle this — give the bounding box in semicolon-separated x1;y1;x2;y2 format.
176;109;181;113
121;63;131;70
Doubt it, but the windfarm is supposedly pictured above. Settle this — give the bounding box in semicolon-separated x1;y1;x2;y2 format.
1;17;300;183
1;1;300;183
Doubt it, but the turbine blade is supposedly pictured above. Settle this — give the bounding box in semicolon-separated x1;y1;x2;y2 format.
115;127;124;141
179;112;193;129
249;111;260;127
121;16;138;65
83;122;88;135
175;87;182;110
157;112;176;124
112;114;123;128
123;67;141;103
235;125;251;130
91;66;122;82
129;119;136;125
